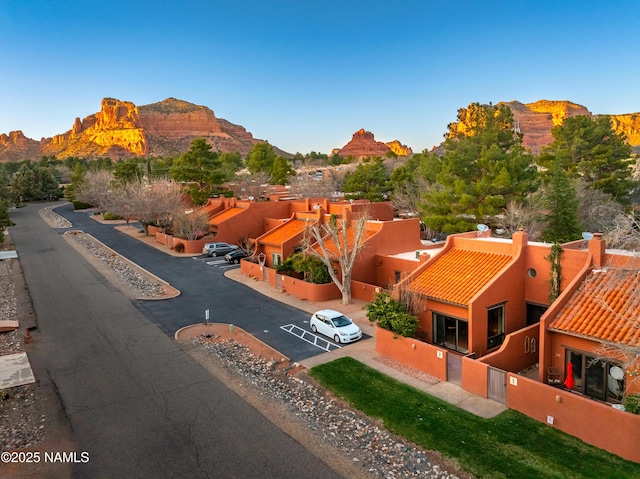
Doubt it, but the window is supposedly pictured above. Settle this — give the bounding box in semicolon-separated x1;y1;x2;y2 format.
433;313;468;354
566;350;624;403
394;270;401;284
487;304;505;349
272;253;281;266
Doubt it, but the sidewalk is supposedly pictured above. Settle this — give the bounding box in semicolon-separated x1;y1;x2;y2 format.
224;268;506;419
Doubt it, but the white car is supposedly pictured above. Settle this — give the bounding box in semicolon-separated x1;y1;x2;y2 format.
310;309;362;344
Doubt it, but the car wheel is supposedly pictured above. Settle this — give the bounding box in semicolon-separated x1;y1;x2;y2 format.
311;324;317;333
234;259;239;264
334;335;341;344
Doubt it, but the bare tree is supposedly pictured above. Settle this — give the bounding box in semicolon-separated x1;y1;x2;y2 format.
496;198;544;240
303;212;370;305
602;212;640;251
575;180;626;233
288;169;344;199
128;180;184;235
75;170;114;215
172;208;210;240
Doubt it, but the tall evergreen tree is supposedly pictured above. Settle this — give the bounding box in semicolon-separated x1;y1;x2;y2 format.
538;115;634;203
420;103;539;233
541;160;582;243
169;138;224;204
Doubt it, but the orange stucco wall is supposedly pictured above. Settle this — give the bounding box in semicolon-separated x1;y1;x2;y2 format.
507;374;640;462
375;326;448;381
280;275;341;302
480;324;540;372
461;357;489;397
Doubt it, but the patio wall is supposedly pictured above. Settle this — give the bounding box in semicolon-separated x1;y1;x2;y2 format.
375;326;448;381
506;373;640;463
280;275;341;302
461;357;489;397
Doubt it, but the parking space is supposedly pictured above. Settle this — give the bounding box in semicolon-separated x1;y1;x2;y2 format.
192;255;240;269
280;324;342;352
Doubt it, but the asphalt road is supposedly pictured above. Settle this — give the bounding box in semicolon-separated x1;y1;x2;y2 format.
55;203;333;362
9;203;343;479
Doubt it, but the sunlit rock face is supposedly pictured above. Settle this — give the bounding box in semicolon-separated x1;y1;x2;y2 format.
0;130;41;162
385;140;412;157
2;97;268;161
447;100;592;154
337;129;410;159
608;113;640;147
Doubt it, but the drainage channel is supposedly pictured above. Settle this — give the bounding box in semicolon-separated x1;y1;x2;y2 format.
280;324;342;352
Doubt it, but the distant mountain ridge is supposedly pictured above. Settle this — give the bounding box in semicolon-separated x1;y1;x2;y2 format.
1;98;639;162
0;97;284;162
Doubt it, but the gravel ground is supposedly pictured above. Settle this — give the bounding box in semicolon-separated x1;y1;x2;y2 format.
2;206;471;478
190;336;467;479
0;251;49;454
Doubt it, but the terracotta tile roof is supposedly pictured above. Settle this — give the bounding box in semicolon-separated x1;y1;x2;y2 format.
260;219;311;246
549;269;640;346
209;207;245;225
313;227;376;256
407;248;512;305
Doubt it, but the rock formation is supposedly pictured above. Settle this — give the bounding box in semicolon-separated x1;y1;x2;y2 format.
385;140;412;157
447;100;640;154
336;129;410;159
1;97;277;162
0;131;42;162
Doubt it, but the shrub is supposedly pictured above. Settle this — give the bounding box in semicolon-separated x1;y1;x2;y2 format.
366;291;419;337
103;212;124;220
72;200;93;210
624;394;640;414
276;252;331;284
174;242;185;253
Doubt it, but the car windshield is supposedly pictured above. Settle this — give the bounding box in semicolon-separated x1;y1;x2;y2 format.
331;315;352;327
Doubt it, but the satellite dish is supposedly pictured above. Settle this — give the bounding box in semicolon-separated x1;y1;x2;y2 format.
248;196;254;201
610;366;624;380
477;224;489;232
582;232;594;241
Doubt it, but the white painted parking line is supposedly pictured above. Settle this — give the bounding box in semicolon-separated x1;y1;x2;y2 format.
280;324;341;351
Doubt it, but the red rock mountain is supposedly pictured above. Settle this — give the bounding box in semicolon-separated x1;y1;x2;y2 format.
448;100;640;154
0;98;282;162
335;129;412;159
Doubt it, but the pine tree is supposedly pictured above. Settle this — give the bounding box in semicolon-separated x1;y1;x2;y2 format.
542;160;582;243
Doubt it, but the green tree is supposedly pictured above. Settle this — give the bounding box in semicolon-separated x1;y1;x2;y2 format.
169;138;224;205
342;157;390;201
269;156;295;185
113;159;143;185
538;115;634;203
541;160;582;243
218;152;243;181
420;103;539;234
246;142;276;174
10;161;59;202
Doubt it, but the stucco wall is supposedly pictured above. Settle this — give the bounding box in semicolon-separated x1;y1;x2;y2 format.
375;326;448;381
507;374;640;463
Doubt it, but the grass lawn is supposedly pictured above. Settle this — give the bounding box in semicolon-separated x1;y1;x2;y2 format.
309;357;640;479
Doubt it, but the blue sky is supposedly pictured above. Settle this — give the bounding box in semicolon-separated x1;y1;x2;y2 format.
1;1;639;155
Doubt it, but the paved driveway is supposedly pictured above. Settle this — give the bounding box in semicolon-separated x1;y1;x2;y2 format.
54;203;340;362
9;204;343;479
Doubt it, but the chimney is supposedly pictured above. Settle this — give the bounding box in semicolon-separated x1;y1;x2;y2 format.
589;233;605;268
512;228;528;254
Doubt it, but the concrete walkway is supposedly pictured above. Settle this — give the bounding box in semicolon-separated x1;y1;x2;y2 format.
224;268;507;419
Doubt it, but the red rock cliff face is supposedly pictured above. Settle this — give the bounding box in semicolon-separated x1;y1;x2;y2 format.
9;97;270;161
504;100;592;154
337;129;393;159
0;131;41;162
